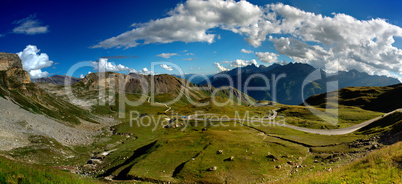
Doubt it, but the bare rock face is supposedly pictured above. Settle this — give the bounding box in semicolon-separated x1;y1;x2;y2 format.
6;68;31;84
0;52;31;84
0;52;31;87
0;52;23;71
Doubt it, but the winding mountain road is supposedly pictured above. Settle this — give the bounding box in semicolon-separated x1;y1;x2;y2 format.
142;94;171;112
186;109;402;135
287;109;402;135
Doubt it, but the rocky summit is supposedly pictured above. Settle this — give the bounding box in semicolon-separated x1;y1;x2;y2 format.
0;52;31;84
0;52;23;71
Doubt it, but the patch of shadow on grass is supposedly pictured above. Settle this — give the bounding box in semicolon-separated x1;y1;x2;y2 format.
172;143;211;178
99;140;159;179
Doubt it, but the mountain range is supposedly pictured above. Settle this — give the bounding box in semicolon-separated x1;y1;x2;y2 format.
199;63;400;105
33;75;81;86
73;72;254;106
31;62;400;105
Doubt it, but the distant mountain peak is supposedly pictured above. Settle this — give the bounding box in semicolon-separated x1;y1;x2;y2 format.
202;61;399;105
246;63;258;68
33;75;81;86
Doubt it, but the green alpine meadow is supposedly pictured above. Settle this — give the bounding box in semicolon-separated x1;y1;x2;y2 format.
1;0;402;183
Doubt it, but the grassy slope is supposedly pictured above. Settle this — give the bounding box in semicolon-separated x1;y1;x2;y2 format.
274;111;402;183
76;85;386;183
0;73;261;183
104;120;309;183
281;85;398;129
357;111;402;135
277;104;383;129
96;96;376;183
87;95;305;183
305;85;402;112
102;114;378;183
5;72;399;183
118;106;401;183
279;141;402;184
0;156;100;184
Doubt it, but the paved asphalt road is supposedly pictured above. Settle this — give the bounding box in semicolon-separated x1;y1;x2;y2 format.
187;109;402;135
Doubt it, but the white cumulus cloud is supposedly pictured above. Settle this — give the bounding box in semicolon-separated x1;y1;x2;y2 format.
160;64;173;71
265;3;402;78
214;62;229;72
29;69;49;79
240;49;254;54
92;0;402;80
13;15;49;35
139;67;154;75
255;52;278;63
17;45;53;79
229;59;258;67
91;58;131;72
216;58;261;72
93;0;262;49
156;53;178;58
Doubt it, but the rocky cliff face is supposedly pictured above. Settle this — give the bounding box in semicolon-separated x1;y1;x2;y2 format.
6;68;31;84
0;52;23;71
0;52;31;84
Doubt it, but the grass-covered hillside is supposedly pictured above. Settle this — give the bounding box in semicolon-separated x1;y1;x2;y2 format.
3;67;402;183
0;156;100;184
89;106;402;183
305;84;402;112
279;141;402;183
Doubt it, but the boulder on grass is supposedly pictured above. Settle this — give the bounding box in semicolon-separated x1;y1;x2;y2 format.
208;166;217;171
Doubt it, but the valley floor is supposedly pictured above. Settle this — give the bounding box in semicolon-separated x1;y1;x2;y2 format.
1;87;401;183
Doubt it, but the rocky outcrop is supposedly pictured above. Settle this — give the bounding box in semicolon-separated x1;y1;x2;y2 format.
0;52;31;89
0;52;23;71
5;68;31;84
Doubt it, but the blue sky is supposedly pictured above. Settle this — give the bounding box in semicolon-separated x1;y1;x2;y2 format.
1;0;401;80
